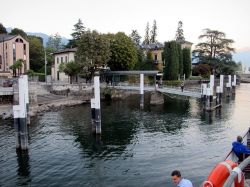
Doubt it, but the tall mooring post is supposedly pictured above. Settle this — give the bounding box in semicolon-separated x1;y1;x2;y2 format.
201;83;207;102
232;75;236;94
226;75;232;97
13;75;29;151
91;98;96;133
24;75;30;125
140;74;144;108
91;76;101;134
205;87;213;111
210;75;215;92
220;75;224;94
216;86;222;106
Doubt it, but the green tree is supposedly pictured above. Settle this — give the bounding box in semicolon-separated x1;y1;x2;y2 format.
28;35;44;72
10;59;24;77
163;41;179;80
193;29;236;75
72;18;85;40
177;44;183;76
175;21;185;43
142;51;156;70
66;18;86;48
183;48;191;78
10;28;27;38
46;33;63;51
193;29;234;63
76;30;111;77
0;23;7;34
62;61;81;84
108;32;137;71
192;64;211;78
150;20;157;43
130;30;141;47
143;22;150;45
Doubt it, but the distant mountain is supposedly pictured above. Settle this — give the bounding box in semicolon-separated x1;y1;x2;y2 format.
6;27;69;46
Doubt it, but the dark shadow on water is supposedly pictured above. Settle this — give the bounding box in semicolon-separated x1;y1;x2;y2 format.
201;111;214;124
16;149;31;186
91;134;103;153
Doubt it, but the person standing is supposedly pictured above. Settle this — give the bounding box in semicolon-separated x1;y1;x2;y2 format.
171;170;193;187
180;82;184;92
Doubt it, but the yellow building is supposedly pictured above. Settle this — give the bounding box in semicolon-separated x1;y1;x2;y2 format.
141;42;164;72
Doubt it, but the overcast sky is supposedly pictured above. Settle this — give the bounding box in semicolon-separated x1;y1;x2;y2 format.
1;0;250;65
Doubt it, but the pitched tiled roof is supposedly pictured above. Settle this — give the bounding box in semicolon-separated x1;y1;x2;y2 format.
0;34;17;42
141;42;164;50
53;48;77;55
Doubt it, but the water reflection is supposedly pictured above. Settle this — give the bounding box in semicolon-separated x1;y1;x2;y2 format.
1;84;249;187
16;150;31;186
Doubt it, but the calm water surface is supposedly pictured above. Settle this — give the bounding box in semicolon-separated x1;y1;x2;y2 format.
1;84;250;187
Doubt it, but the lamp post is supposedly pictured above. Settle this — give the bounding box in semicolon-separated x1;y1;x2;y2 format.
44;49;47;84
2;36;5;71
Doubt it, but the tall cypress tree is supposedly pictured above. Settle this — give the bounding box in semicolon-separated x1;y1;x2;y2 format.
170;41;179;80
183;48;191;78
143;22;150;45
175;21;185;43
163;42;171;80
177;44;183;76
150;20;157;43
163;41;179;80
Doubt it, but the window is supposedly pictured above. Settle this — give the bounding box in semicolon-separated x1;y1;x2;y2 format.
5;43;7;49
61;57;63;63
65;56;68;63
13;43;16;62
0;55;2;69
57;57;59;64
23;44;26;55
154;54;157;61
15;38;23;43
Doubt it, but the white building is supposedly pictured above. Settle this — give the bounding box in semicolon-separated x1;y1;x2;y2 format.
51;48;77;82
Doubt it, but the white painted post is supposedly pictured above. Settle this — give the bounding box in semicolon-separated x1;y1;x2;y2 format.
201;84;207;98
220;75;224;93
209;75;214;96
140;74;144;95
206;87;212;110
226;75;232;97
233;75;236;85
13;76;28;150
232;75;236;94
23;75;30;125
228;75;232;87
94;76;101;134
140;74;144;108
216;86;222;106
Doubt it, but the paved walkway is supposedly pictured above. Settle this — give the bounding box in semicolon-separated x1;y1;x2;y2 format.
37;94;68;105
112;85;201;98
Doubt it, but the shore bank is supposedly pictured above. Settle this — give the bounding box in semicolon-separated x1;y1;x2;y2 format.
0;96;87;120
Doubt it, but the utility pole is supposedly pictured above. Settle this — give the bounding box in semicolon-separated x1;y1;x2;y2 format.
2;37;5;71
44;49;47;84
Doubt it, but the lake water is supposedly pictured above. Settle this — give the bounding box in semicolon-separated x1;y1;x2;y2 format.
1;84;250;187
